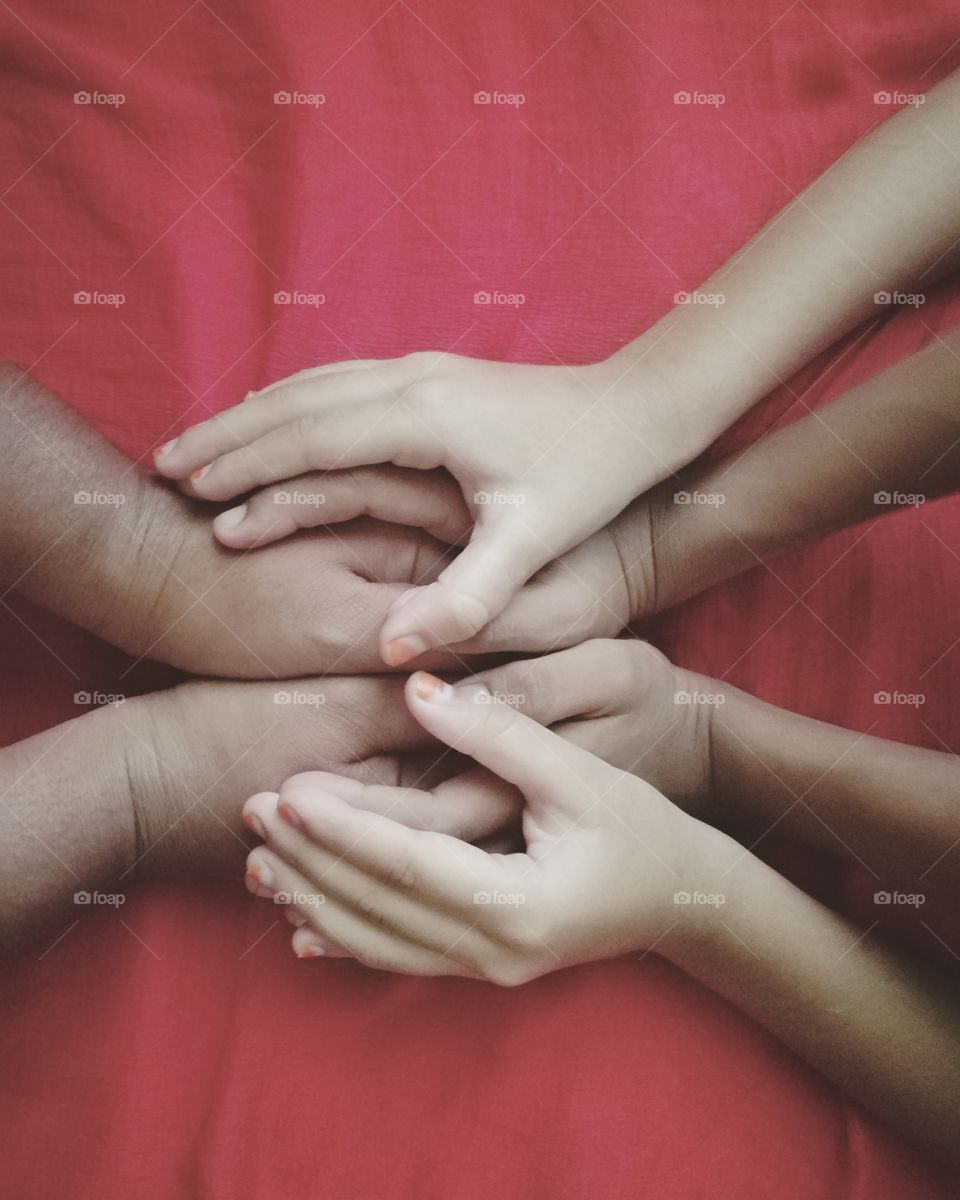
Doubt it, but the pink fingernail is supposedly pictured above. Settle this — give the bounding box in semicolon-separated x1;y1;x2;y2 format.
242;810;265;838
245;872;274;899
413;671;453;703
153;438;178;464
278;802;304;830
295;936;325;958
190;464;210;485
215;504;247;532
247;858;274;888
384;635;428;667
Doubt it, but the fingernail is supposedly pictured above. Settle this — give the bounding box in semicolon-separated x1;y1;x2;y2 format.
384;635;428;667
295;935;325;958
242;810;265;838
153;438;177;464
413;671;454;703
215;504;247;533
278;801;304;830
247;858;274;888
190;464;211;485
244;870;275;898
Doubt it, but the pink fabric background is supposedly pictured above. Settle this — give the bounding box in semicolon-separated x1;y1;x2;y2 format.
1;1;958;1195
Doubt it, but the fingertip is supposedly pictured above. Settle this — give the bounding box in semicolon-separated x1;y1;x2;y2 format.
213;504;248;541
407;671;454;705
383;635;430;667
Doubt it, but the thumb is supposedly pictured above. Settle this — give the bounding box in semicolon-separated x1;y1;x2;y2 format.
403;671;601;811
381;517;551;665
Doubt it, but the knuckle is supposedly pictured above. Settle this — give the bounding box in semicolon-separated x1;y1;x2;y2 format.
291;412;323;444
484;954;538;989
382;857;418;894
352;892;389;931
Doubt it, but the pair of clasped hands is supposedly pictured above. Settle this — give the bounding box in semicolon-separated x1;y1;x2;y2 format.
153;348;728;984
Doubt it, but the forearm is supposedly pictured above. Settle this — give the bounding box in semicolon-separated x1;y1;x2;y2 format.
616;69;960;444
671;837;960;1168
0;703;138;951
0;362;163;649
615;327;960;613
702;682;960;893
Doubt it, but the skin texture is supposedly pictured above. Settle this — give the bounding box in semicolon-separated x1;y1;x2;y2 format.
154;70;960;662
244;670;960;1170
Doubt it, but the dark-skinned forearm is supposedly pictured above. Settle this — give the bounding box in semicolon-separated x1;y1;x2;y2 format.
616;327;960;614
702;681;960;894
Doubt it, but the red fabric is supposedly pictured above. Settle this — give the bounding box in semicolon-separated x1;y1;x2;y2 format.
2;1;958;1195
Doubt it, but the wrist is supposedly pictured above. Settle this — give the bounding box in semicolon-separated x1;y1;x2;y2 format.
658;818;743;964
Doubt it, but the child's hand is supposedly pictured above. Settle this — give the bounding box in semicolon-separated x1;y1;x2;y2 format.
241;669;726;984
471;638;716;820
153;352;691;665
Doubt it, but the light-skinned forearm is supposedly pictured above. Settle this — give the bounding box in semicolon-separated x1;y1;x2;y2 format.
618;69;960;445
671;837;960;1168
